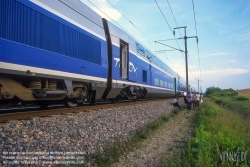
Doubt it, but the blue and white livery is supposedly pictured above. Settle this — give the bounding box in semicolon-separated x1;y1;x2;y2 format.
0;0;191;107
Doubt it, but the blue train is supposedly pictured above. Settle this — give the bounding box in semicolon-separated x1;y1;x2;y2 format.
0;0;192;107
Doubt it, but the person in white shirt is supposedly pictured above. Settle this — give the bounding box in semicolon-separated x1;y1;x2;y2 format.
196;92;201;107
183;91;187;104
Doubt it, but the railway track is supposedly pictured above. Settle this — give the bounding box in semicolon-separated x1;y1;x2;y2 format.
0;99;166;123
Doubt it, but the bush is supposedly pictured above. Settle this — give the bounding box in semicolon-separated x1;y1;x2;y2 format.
214;97;222;104
205;87;222;96
205;87;238;97
236;96;249;101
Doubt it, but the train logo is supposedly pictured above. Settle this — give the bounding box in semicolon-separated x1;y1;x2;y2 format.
114;58;137;73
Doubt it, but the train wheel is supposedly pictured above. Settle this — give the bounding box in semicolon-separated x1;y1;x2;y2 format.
39;101;50;109
64;98;79;108
111;96;121;103
133;96;138;102
111;98;118;103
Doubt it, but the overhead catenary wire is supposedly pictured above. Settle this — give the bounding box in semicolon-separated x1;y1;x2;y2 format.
166;0;197;80
167;0;197;80
155;0;197;80
105;0;181;72
166;0;183;39
154;0;184;58
191;0;202;80
86;0;134;38
187;53;198;80
87;0;153;52
87;0;188;78
106;0;163;52
106;0;168;53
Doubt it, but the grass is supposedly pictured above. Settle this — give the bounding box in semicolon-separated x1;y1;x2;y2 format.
209;95;250;117
162;98;250;167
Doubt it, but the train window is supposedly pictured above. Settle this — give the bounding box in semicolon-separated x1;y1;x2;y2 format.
164;82;168;88
143;70;147;83
168;82;171;88
145;50;152;59
160;80;164;87
154;78;159;85
171;84;173;89
135;42;145;56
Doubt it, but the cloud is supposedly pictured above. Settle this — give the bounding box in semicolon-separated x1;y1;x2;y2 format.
198;52;237;59
174;68;249;86
198;68;249;79
80;0;121;21
229;59;237;63
94;7;121;21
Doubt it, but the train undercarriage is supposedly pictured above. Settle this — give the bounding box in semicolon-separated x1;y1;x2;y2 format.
0;74;147;108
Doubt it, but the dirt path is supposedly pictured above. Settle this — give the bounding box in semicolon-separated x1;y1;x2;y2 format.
111;110;195;167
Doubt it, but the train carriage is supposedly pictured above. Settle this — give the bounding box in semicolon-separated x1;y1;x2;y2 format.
0;0;188;108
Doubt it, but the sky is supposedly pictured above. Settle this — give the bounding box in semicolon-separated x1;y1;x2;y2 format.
80;0;250;92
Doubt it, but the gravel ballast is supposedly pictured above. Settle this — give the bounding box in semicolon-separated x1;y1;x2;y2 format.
0;99;178;165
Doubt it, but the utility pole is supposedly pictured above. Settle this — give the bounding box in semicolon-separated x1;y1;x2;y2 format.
195;78;202;93
173;26;198;93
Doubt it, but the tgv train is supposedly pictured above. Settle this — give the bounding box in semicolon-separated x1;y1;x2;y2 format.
0;0;191;107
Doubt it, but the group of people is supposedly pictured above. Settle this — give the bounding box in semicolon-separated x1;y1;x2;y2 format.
184;92;203;110
172;92;203;110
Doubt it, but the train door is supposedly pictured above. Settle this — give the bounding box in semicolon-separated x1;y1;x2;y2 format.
120;40;128;80
176;77;179;91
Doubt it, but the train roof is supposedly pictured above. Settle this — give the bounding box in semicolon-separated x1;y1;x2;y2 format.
36;0;185;83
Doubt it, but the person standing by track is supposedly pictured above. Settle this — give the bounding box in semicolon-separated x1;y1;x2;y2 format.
196;92;201;107
183;91;187;104
192;93;197;109
186;92;192;110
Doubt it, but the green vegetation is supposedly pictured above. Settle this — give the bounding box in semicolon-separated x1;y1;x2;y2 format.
205;86;250;117
205;87;238;97
237;96;249;101
164;87;250;167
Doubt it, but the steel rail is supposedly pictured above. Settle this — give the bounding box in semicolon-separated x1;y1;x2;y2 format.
0;99;167;123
